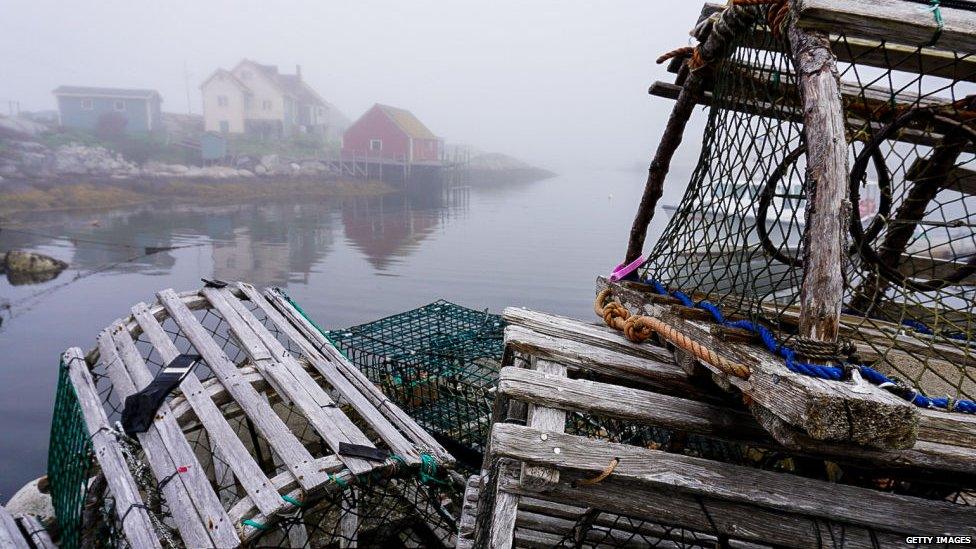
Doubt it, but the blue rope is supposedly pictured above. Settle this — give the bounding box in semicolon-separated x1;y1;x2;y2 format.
645;278;976;414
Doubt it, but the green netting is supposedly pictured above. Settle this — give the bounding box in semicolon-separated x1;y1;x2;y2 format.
327;301;505;460
642;5;976;406
48;357;96;549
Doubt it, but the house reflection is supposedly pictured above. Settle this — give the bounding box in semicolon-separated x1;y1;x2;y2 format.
340;193;444;271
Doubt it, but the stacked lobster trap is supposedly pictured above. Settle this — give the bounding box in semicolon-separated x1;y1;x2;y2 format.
465;1;976;547
47;282;461;548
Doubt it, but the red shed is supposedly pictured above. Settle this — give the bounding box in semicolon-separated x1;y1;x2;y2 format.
342;104;441;164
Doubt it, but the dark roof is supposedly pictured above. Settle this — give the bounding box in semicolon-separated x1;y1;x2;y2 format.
52;86;160;99
276;74;325;106
376;104;437;139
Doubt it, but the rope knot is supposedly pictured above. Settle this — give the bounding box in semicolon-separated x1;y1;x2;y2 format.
623;315;655;343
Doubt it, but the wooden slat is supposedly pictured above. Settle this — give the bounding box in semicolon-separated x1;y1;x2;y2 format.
236;283;421;463
495;463;903;549
503;324;703;397
489;461;520;549
16;515;57;549
202;287;375;475
0;506;29;549
100;325;238;547
797;0;976;55
258;285;449;462
130;302;283;517
456;475;480;549
520;359;567;491
157;289;326;490
601;278;919;449
62;347;161;549
490;423;976;535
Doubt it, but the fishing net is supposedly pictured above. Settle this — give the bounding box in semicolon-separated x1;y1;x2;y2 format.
328;301;505;463
642;4;976;407
47;296;461;548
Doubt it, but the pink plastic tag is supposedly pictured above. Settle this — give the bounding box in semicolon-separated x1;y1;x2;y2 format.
609;256;645;282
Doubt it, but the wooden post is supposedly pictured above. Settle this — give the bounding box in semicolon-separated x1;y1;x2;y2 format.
788;20;849;344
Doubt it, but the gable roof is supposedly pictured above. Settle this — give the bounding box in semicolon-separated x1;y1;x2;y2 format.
199;69;250;92
226;59;326;106
376;104;437;139
53;86;161;100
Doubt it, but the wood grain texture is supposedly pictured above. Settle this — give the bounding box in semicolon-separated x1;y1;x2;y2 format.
15;515;57;549
0;505;30;549
63;347;162;549
490;423;976;535
519;359;567;491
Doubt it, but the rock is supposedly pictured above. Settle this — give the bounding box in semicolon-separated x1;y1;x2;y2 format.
4;477;53;521
260;154;280;168
169;164;189;174
289;162;301;172
3;250;68;274
254;164;267;175
0;115;49;139
237;169;254;177
0;164;19;177
300;160;327;174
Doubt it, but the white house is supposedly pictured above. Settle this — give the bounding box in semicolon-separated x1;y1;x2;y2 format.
200;59;347;141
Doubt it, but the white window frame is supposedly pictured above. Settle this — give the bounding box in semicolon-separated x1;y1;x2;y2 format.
370;139;382;151
81;98;94;111
113;99;126;112
217;95;228;107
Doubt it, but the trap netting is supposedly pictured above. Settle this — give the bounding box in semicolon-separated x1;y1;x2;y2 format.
47;292;461;548
643;6;976;406
327;301;505;462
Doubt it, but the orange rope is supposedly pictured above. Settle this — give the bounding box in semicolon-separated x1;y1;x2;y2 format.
594;289;751;379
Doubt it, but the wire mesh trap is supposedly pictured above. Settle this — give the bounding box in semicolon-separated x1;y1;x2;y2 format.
327;300;505;462
47;283;459;548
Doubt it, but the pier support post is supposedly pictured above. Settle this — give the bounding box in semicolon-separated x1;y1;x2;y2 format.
788;19;849;345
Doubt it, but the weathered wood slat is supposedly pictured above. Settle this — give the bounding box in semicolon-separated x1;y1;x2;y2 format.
797;0;976;55
100;326;238;548
15;515;56;549
520;359;567;491
259;285;449;462
131;302;283;517
63;347;162;549
238;283;421;463
503;324;703;397
491;423;976;535
488;461;520;549
0;506;29;549
499;366;767;442
158;289;326;490
496;464;903;549
203;287;375;475
602;278;919;449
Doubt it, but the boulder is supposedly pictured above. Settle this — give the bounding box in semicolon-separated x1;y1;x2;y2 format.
3;250;68;274
260;154;280;169
237;169;254;177
169;164;189;174
254;164;267;175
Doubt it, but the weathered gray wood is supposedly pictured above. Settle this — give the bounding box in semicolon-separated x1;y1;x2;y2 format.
101;325;239;548
259;285;450;462
0;506;29;549
131;302;283;517
158;289;326;490
491;423;976;535
457;475;481;547
503;307;673;364
63;347;162;549
602;278;919;449
520;359;567;491
15;515;56;549
496;466;904;549
489;461;520;549
499;366;768;442
203;287;375;475
789;21;850;345
338;487;359;549
503;324;703;397
797;0;976;55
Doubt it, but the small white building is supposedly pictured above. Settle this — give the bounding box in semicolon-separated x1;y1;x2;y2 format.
200;59;347;141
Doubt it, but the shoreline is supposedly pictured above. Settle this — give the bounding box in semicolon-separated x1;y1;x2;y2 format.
0;176;396;217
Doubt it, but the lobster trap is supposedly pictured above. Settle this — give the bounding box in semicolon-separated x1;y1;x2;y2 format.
327;301;505;462
47;282;459;548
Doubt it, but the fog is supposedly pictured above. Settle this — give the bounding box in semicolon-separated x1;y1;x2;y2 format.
1;0;705;171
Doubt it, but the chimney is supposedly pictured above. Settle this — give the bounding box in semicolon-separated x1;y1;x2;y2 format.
296;65;302;81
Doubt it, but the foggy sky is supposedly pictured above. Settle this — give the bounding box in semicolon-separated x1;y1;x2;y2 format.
1;1;706;171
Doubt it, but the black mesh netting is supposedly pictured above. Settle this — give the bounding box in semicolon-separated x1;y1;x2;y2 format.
642;5;976;405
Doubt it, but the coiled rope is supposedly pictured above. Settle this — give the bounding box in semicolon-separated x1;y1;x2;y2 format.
594;289;751;379
623;278;976;414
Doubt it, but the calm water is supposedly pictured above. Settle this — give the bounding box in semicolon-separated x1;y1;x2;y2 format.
0;169;681;498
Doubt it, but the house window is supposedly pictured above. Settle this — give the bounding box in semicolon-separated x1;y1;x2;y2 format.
81;98;93;111
262;100;272;111
113;100;126;111
370;139;382;151
219;121;229;133
217;95;228;107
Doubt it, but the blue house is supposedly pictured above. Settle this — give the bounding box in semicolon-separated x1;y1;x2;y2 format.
53;86;162;134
